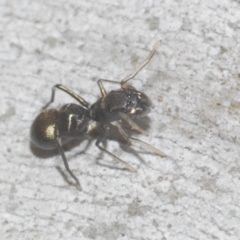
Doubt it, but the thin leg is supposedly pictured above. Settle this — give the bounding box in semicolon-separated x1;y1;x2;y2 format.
118;112;148;136
97;79;122;97
97;41;161;92
42;84;90;110
97;79;108;97
56;136;82;190
95;124;136;172
115;122;167;157
121;41;161;87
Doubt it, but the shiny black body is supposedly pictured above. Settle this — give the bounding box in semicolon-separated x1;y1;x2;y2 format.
31;104;89;150
31;101;90;189
90;86;152;122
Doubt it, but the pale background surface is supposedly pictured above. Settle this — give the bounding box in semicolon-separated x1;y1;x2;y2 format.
0;0;240;239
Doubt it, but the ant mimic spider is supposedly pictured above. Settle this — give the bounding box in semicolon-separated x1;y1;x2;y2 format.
30;41;166;190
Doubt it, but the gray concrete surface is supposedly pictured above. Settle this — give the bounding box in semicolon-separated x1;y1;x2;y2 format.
0;0;240;239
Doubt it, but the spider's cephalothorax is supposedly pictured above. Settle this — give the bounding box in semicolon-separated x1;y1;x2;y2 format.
90;85;152;123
